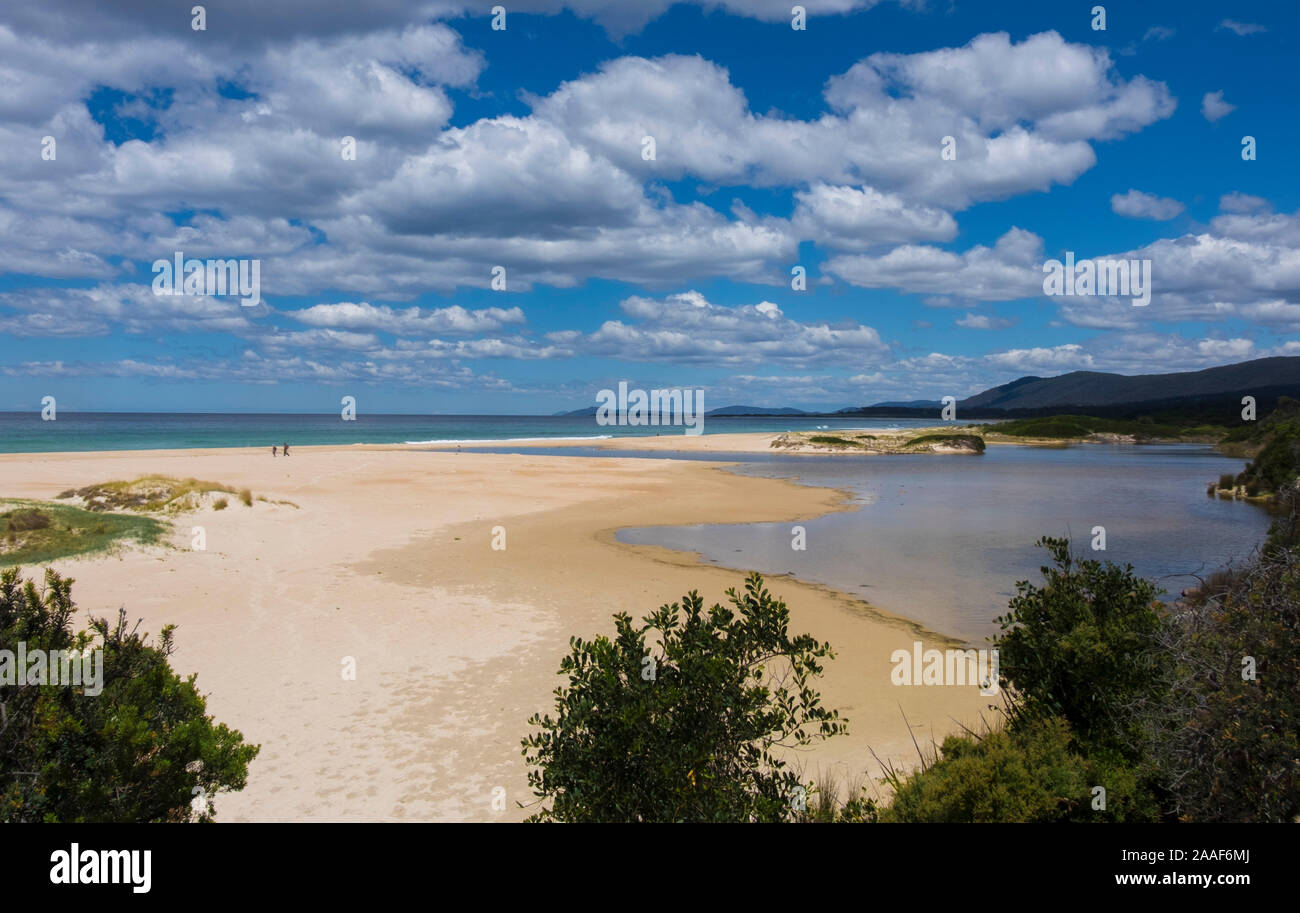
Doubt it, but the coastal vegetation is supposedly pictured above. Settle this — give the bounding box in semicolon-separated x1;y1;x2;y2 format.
904;433;986;453
0;567;259;822
807;434;864;447
773;428;985;454
1217;397;1300;497
0;500;164;566
525;504;1300;822
56;475;248;513
981;414;1225;442
520;573;844;822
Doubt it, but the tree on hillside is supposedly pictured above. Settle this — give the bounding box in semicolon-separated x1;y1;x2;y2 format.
1;567;259;822
521;573;845;822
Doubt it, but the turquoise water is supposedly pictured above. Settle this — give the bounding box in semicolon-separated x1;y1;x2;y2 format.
0;412;944;454
1;413;1266;647
615;443;1271;643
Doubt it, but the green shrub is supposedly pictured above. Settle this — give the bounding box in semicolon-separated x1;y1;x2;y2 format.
522;573;844;822
994;537;1166;757
0;568;259;821
3;509;51;532
883;717;1159;822
808;435;861;447
904;433;985;452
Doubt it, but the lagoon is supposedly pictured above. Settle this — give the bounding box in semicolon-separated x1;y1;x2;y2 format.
617;442;1270;644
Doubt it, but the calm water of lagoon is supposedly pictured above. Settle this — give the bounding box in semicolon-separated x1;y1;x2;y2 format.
617;443;1272;644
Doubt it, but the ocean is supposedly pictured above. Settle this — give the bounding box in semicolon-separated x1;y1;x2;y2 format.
0;412;945;454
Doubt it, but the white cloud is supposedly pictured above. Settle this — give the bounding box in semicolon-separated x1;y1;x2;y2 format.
576;291;890;365
956;312;1017;329
791;183;957;248
1111;189;1185;221
1202;90;1236;122
1218;20;1268;36
1196;337;1255;359
985;343;1093;372
289;302;527;335
826;228;1044;300
536;34;1173;209
1220;192;1270;214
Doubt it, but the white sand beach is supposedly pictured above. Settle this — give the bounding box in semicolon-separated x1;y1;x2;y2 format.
0;441;992;821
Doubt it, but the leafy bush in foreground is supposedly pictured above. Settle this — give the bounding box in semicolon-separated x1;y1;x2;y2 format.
883;717;1159;823
525;524;1295;822
1135;489;1300;822
1;567;258;822
522;573;844;822
994;537;1166;758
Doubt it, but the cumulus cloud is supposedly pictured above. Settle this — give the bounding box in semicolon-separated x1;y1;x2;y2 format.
825;228;1044;300
574;290;890;365
1219;192;1269;214
1050;207;1300;329
791;183;957;248
0;285;259;337
1111;189;1185;221
289;302;526;335
1202;90;1236;122
956;312;1017;329
985;343;1094;372
536;33;1173;210
0;23;1179;303
0;6;1285;403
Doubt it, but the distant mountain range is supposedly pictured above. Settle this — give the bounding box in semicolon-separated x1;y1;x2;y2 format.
559;358;1300;420
957;357;1300;412
849;357;1300;419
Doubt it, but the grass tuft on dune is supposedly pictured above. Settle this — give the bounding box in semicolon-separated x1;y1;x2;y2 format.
55;475;249;513
1;499;165;565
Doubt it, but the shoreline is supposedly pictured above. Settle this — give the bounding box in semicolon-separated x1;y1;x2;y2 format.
0;444;991;821
0;423;1227;459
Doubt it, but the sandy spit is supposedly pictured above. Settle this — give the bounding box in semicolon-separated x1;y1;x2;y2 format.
0;444;992;821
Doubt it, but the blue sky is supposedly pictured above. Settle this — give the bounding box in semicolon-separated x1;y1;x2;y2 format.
0;0;1296;413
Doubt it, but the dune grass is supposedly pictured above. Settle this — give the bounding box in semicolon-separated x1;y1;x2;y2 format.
807;435;864;447
56;475;245;513
0;499;165;565
904;433;986;452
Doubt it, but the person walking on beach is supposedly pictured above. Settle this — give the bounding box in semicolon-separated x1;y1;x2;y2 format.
282;442;290;457
272;445;278;457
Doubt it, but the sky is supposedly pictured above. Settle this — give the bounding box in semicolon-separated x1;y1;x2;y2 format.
0;0;1296;414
